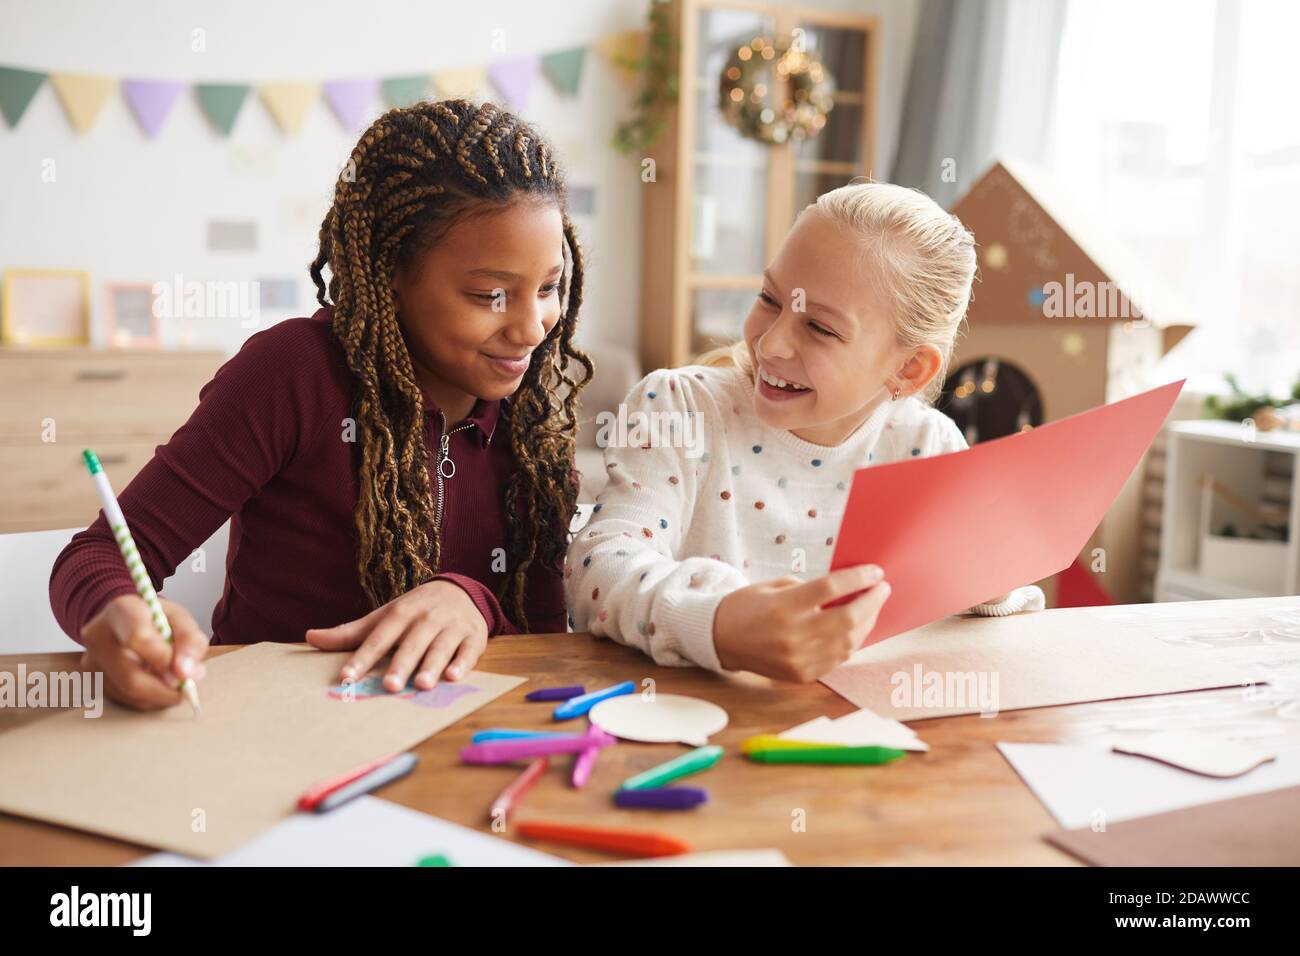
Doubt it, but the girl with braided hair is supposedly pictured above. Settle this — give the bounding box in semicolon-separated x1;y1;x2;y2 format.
50;100;591;710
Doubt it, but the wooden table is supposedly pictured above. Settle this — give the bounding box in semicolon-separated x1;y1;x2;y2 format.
3;596;1298;866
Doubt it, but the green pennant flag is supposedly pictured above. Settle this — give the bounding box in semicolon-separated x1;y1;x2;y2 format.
381;74;431;108
541;47;586;96
0;66;47;127
195;83;251;136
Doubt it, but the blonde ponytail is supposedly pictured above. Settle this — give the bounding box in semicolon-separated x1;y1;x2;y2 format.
812;180;976;404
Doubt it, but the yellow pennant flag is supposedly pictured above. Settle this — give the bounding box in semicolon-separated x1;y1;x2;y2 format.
260;82;318;135
593;30;648;87
49;73;117;133
431;67;488;102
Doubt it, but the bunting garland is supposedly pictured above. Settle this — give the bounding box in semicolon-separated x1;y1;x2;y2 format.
49;73;116;133
260;82;318;135
592;30;647;88
122;79;185;139
381;74;431;109
431;66;488;102
0;66;44;126
0;31;643;139
322;78;380;132
541;47;587;96
487;56;540;111
195;83;250;137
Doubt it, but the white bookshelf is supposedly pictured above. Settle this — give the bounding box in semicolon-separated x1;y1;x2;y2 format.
1155;420;1300;601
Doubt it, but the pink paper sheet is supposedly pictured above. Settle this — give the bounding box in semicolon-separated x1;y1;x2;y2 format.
830;380;1184;645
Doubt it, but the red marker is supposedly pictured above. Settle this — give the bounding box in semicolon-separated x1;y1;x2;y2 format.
516;820;691;857
297;751;418;812
489;757;549;822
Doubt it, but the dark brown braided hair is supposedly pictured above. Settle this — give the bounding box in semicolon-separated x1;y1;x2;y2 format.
309;99;591;629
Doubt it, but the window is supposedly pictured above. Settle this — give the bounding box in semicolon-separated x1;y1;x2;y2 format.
1046;0;1300;397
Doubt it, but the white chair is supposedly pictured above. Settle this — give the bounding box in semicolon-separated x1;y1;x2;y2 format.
0;523;229;655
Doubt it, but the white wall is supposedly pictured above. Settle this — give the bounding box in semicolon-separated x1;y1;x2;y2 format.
0;0;918;356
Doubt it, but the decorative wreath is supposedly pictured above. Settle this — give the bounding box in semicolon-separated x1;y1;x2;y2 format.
718;34;836;145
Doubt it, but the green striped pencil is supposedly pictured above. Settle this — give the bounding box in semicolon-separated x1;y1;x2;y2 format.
82;449;201;715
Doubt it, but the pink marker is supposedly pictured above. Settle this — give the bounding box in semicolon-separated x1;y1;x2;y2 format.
460;726;616;765
572;741;602;789
489;757;549;822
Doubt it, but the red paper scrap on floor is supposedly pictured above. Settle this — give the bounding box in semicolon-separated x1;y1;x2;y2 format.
830;380;1184;645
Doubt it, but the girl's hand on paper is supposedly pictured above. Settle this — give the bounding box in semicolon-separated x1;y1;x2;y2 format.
713;564;890;683
306;580;489;692
80;594;210;711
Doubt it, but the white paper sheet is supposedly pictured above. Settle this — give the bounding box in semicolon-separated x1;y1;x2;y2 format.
997;741;1300;830
1113;731;1277;778
779;710;928;752
132;796;569;867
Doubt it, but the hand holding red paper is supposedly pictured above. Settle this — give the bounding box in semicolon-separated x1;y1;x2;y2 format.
714;565;892;681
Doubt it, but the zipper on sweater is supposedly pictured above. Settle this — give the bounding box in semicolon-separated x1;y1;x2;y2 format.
433;410;475;529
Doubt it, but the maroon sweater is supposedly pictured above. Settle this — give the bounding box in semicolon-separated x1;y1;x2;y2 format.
49;309;568;645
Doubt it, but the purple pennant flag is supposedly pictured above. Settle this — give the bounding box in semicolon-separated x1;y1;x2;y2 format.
123;79;185;139
323;78;379;132
488;56;540;111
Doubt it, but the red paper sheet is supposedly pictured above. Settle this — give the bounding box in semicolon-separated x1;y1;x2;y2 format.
830;380;1185;645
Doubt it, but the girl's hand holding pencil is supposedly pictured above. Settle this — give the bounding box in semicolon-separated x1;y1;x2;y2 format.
80;595;210;712
80;449;208;714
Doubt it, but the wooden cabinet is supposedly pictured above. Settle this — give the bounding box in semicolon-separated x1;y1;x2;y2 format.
0;348;223;533
639;0;879;370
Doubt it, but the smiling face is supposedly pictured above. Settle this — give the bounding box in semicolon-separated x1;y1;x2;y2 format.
391;199;565;420
743;207;942;446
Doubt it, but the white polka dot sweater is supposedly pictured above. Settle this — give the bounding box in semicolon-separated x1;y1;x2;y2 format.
565;364;1045;671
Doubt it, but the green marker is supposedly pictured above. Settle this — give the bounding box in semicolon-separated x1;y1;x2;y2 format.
745;745;905;765
416;853;453;867
82;449;201;715
620;745;723;791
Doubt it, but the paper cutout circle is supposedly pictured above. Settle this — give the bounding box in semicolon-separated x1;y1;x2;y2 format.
589;693;729;746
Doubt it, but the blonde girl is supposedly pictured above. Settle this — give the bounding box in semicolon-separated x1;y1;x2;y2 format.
565;182;1042;682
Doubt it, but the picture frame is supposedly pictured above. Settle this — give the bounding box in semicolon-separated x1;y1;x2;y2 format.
1;268;91;347
103;281;162;348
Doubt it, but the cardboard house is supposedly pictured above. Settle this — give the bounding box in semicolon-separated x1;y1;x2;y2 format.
946;159;1196;605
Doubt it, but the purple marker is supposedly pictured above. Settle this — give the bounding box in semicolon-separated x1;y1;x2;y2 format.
460;725;617;765
613;787;709;810
525;685;585;702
